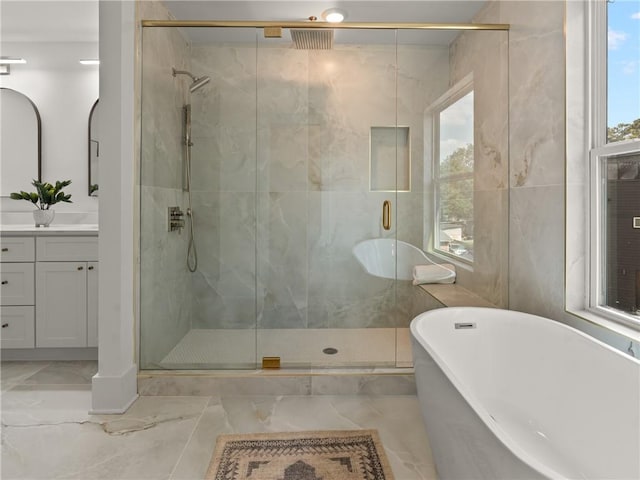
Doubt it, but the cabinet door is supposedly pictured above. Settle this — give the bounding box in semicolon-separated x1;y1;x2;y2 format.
0;306;35;348
87;262;98;347
36;262;87;348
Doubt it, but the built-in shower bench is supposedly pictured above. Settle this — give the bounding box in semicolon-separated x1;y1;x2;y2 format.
418;283;496;308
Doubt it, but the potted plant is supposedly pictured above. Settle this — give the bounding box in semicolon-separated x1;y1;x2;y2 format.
10;179;72;227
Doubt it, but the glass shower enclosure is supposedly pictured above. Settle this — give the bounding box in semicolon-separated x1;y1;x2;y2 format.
139;22;509;370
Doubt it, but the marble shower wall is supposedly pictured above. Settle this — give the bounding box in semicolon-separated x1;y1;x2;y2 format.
447;22;510;307
477;1;567;321
189;41;449;330
139;2;194;368
501;1;568;321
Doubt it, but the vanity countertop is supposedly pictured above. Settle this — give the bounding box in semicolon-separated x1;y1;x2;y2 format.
0;224;98;236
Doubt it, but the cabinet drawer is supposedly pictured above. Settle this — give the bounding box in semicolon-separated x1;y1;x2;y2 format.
0;263;35;306
36;236;98;261
0;237;35;262
1;306;35;348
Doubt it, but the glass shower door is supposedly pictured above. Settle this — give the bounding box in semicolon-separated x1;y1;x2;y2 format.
139;26;259;369
255;28;402;368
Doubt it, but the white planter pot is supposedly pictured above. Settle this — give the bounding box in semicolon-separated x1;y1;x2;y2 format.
33;209;55;227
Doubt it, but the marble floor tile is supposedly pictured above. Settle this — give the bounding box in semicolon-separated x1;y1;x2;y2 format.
20;360;98;385
171;395;436;480
1;361;50;390
2;361;436;480
2;395;210;480
2;384;93;425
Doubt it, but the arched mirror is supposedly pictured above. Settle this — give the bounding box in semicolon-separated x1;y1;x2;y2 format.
0;88;42;196
88;99;99;196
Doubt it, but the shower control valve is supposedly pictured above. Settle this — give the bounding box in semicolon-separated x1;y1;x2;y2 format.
168;206;186;233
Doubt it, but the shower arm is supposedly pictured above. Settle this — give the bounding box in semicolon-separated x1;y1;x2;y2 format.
172;68;196;82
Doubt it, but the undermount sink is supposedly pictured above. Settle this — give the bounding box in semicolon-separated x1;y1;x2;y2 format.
352;238;435;281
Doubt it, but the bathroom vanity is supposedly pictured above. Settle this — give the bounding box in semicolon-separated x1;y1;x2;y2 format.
1;225;98;359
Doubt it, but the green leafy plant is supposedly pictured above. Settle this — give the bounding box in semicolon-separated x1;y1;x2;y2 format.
10;179;73;210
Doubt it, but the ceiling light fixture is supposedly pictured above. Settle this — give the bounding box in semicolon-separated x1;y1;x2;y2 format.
322;8;346;23
0;57;27;64
79;59;100;65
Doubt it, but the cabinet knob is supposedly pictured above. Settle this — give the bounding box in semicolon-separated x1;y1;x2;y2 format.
77;266;84;271
2;323;8;328
1;280;7;285
88;266;94;270
1;248;8;252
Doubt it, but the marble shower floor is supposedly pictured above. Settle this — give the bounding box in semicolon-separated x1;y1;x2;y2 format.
1;360;438;480
160;328;414;368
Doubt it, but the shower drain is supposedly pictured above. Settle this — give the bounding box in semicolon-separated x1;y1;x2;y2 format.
322;347;338;355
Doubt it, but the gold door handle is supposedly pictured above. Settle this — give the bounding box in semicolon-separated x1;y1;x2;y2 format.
382;200;391;230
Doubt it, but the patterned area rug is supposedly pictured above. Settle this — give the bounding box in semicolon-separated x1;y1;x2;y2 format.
205;430;395;480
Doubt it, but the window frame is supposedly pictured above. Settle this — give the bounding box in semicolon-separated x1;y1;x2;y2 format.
588;0;640;329
430;75;474;265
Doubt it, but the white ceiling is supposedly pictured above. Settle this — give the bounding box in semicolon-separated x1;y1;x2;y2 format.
162;1;487;45
0;1;487;45
1;0;99;43
162;1;486;23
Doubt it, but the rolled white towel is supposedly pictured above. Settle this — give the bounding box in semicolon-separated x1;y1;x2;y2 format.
412;263;456;285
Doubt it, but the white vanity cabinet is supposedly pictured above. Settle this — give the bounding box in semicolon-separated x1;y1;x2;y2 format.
0;233;98;352
35;237;98;348
0;237;36;348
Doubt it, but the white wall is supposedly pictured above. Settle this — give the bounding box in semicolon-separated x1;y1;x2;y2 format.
0;41;99;214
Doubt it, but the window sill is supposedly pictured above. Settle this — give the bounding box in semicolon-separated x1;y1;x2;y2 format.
567;308;640;344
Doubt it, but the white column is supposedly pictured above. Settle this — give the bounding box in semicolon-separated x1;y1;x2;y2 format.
91;0;138;414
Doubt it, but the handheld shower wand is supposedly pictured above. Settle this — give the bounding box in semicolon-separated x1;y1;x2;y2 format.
172;66;210;272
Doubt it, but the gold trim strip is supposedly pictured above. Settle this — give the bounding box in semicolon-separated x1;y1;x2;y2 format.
141;20;510;31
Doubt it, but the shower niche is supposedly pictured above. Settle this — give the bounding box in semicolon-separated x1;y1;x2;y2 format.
370;126;411;192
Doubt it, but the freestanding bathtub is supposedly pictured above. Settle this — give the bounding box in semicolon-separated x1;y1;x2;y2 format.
410;307;640;480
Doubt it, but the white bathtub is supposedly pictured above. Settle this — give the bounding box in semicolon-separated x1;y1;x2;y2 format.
410;307;640;480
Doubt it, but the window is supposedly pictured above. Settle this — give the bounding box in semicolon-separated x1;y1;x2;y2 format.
432;79;474;262
589;0;640;327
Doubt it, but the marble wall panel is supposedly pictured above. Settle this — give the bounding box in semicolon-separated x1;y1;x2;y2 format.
140;26;190;190
509;185;566;320
447;26;509;307
189;127;257;194
307;47;396;192
259;124;309;193
190;43;258;137
190;191;256;329
397;46;450;195
499;1;568;321
468;189;509;307
139;186;192;368
191;45;257;194
502;1;565;189
139;4;194;369
185;42;450;332
257;191;309;328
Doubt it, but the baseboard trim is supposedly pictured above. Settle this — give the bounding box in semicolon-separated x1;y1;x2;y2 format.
1;347;98;361
91;363;138;414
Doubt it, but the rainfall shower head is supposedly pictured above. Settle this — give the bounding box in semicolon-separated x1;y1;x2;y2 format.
290;29;334;50
172;67;210;93
189;75;210;92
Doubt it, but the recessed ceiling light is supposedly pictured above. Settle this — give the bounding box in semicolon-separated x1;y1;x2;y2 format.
79;59;100;65
322;8;346;23
0;57;27;64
